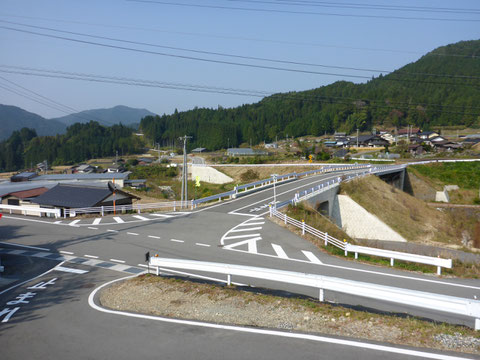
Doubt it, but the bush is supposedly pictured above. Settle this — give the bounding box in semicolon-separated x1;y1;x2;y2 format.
240;169;260;182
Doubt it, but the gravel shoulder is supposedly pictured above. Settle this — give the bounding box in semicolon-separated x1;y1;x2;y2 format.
100;274;480;356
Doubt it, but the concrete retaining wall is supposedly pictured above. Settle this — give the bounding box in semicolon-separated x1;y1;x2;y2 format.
332;195;406;242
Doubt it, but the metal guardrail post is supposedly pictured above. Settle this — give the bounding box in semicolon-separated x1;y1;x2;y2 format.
284;213;287;224
101;206;104;216
302;220;305;235
324;233;328;246
173;201;176;212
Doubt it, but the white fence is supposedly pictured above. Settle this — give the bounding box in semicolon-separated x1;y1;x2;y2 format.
149;257;480;330
0;204;61;218
270;208;452;275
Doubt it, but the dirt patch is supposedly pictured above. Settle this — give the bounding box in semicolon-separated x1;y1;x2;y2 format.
100;274;480;355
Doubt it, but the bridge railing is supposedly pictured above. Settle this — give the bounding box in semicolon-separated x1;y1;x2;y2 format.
270;207;452;274
149;257;480;330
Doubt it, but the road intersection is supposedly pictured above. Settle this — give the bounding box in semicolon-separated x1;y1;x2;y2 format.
1;169;479;359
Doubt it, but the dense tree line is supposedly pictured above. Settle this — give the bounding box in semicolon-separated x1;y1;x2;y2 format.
140;40;480;151
0;121;144;172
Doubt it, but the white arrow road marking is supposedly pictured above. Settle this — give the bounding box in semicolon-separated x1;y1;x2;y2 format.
92;218;102;225
113;217;124;223
55;266;88;274
223;237;261;253
133;215;150;221
302;250;323;264
271;244;289;259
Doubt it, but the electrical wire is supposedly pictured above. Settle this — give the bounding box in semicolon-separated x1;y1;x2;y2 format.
126;0;480;22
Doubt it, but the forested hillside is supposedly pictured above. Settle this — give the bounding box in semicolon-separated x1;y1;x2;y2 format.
0;122;144;171
140;40;480;150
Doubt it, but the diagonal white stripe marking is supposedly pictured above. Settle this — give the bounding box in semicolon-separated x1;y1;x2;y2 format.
272;244;289;259
69;220;80;226
92;218;102;225
302;251;323;264
113;217;124;223
236;222;265;226
150;213;173;218
230;227;262;232
110;264;131;272
223;237;261;253
133;215;150;221
55;266;88;274
148;235;161;239
223;233;261;240
33;252;52;258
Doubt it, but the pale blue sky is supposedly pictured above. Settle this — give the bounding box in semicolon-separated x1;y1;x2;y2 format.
0;0;479;119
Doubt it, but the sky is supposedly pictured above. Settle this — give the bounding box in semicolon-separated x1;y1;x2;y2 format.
0;0;479;119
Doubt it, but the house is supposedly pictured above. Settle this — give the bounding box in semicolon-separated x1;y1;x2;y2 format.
106;164;125;173
350;135;388;148
227;148;268;156
332;148;349;159
397;128;420;136
380;133;395;144
138;157;154;165
76;164;96;173
334;132;346;139
192;147;207;153
1;187;49;206
10;172;38;182
32;183;139;214
264;143;278;149
408;144;425;156
124;179;147;189
31;172;132;188
433;141;463;152
418;131;440;140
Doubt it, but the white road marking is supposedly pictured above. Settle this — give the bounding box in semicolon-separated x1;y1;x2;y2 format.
137;264;149;268
83;259;102;266
113;217;124;223
127;232;139;236
170;239;184;243
148;235;161;239
88;227;98;230
8;249;26;255
92;218;102;225
236;222;265;226
68;220;81;226
0;241;50;251
195;243;211;247
89;276;466;360
110;264;131;272
84;255;99;259
150;213;174;218
222;233;261;240
223;237;261;253
110;259;126;264
55;266;88;274
133;215;150;221
60;250;74;255
229;227;263;232
271;244;289;259
54;220;62;224
33;252;52;258
302;250;323;264
107;229;118;233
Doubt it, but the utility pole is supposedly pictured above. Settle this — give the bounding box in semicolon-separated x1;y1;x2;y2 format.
356;128;359;148
179;135;192;208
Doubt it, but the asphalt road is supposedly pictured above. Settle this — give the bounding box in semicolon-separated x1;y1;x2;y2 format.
1;168;480;358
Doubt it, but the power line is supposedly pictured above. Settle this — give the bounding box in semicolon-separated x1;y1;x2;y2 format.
229;0;480;15
126;0;480;22
0;13;477;58
1;65;479;116
1;25;479;88
4;19;480;81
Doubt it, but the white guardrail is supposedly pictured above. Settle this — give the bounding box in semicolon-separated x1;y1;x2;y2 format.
270;208;452;275
63;201;192;217
0;204;61;218
149;257;480;330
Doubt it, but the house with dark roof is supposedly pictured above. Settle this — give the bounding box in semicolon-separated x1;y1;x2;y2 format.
1;187;49;206
10;172;38;182
32;183;139;214
226;148;268;156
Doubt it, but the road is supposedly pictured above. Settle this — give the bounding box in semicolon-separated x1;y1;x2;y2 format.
1;168;479;359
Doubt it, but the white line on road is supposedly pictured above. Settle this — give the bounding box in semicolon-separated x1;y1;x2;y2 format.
107;229;118;233
110;259;126;264
302;250;323;264
271;244;289;259
150;213;173;218
60;250;74;255
54;221;62;224
92;218;102;225
133;215;150;221
88;227;98;230
195;243;211;247
229;227;263;232
236;222;265;226
148;235;161;239
170;239;184;243
222;233;261;240
127;232;139;236
55;266;89;274
0;241;50;251
113;217;124;223
84;255;99;259
89;276;469;360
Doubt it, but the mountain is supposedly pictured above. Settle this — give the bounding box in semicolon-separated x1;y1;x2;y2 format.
51;105;156;127
0;104;67;141
140;39;480;151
